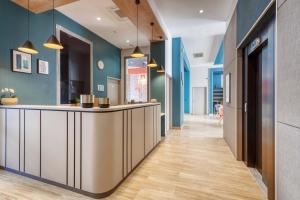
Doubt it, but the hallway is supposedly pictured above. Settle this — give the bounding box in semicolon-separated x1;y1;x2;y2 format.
0;115;265;200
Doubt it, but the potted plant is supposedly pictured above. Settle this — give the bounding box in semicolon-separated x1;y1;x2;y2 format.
0;88;18;105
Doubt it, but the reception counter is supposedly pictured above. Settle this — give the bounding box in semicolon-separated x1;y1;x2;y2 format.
0;103;161;198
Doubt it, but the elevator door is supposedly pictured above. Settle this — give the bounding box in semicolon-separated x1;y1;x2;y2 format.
243;34;275;200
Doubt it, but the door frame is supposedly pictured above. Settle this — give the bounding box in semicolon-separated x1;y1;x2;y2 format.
56;25;93;105
107;76;121;105
241;12;275;200
124;55;149;103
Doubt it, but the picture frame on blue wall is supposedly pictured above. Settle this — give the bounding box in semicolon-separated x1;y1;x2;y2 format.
37;59;49;75
225;73;231;103
11;50;32;74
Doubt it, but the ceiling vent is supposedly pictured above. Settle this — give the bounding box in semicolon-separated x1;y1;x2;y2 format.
193;52;204;58
109;6;128;22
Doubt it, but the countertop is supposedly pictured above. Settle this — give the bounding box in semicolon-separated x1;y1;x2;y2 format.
0;102;161;112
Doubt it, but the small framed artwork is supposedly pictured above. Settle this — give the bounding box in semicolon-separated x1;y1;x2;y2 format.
37;59;49;75
225;73;231;103
11;50;32;73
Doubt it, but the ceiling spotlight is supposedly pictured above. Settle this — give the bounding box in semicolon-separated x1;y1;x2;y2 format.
126;40;130;43
97;17;102;21
199;9;204;14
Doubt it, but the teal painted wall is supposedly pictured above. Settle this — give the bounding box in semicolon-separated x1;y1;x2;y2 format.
237;0;271;45
208;42;224;114
184;62;190;114
150;41;165;113
172;38;190;127
0;0;121;105
208;68;223;114
214;41;224;65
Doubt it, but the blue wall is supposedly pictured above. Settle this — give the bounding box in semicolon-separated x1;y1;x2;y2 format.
172;38;190;127
184;63;190;114
237;0;271;45
208;42;224;114
0;0;121;105
208;68;223;113
214;41;224;65
150;41;165;113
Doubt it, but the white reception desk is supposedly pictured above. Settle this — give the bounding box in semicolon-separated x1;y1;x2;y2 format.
0;103;161;198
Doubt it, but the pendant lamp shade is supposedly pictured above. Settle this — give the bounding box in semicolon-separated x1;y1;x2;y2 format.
157;65;165;73
131;0;144;58
147;22;158;67
44;34;63;50
18;0;39;55
131;46;144;58
147;57;157;68
18;40;39;55
44;0;63;50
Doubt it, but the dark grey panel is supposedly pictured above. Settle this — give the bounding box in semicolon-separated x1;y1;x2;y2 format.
237;0;272;45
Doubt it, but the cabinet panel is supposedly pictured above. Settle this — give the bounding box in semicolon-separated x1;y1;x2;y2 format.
81;111;123;193
0;109;6;167
24;110;40;177
156;105;161;144
6;109;20;171
123;110;127;177
75;112;81;189
41;111;67;185
127;110;132;173
19;110;24;172
131;108;145;168
145;106;154;154
67;112;75;187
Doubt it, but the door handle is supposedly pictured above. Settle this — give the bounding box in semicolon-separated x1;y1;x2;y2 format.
244;102;247;113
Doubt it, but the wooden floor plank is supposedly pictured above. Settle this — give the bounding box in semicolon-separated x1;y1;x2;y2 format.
0;115;266;200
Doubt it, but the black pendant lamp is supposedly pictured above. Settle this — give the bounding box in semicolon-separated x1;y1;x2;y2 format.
44;0;63;50
131;0;144;58
18;0;39;55
147;22;158;68
157;65;165;73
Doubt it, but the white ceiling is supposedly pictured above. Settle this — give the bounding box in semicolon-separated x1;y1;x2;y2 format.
57;0;237;67
57;0;149;49
151;0;237;67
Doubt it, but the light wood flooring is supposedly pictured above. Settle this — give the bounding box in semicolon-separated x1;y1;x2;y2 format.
0;115;266;200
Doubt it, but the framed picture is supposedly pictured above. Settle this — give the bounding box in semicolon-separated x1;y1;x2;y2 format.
225;73;231;103
11;50;32;73
37;59;49;75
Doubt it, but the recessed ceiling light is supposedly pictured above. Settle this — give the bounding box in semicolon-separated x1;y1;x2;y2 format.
126;40;130;43
199;9;204;14
96;17;102;21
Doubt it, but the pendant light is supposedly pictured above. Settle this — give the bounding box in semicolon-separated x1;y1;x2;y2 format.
157;65;165;73
18;0;39;55
43;0;63;50
131;0;144;58
147;22;158;68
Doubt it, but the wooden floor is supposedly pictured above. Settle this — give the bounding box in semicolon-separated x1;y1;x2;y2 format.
0;115;266;200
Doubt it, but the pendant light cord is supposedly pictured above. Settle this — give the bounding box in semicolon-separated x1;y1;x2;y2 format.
151;23;154;42
27;0;30;40
136;0;139;47
53;0;55;35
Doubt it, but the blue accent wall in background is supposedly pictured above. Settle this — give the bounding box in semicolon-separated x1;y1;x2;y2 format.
237;0;271;45
150;41;166;137
172;38;190;127
150;41;165;113
0;0;120;105
208;68;223;114
214;41;224;65
208;41;224;114
184;63;190;114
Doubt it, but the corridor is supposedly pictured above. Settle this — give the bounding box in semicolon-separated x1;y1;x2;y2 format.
0;115;266;200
